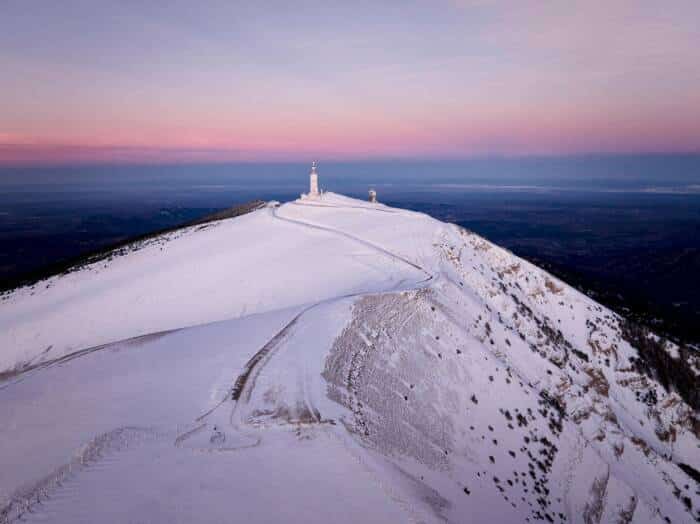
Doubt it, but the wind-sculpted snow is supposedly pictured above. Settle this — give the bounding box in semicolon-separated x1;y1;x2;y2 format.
1;427;162;524
324;290;456;470
321;217;699;523
0;193;697;523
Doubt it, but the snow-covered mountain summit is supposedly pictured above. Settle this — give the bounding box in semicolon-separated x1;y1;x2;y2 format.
1;193;698;523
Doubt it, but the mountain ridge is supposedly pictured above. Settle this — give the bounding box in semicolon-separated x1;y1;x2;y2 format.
0;193;698;523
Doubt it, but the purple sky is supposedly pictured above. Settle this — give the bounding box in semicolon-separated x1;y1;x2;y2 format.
1;1;699;165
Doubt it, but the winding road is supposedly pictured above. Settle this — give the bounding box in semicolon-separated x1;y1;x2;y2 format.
225;200;435;432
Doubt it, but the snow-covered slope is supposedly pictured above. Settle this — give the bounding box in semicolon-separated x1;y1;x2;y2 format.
0;197;424;372
1;193;698;523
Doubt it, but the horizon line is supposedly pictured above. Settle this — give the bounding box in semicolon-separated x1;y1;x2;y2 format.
2;150;700;170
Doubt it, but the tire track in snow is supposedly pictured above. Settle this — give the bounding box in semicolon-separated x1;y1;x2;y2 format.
0;330;176;392
272;204;430;276
289;200;399;214
230;308;305;403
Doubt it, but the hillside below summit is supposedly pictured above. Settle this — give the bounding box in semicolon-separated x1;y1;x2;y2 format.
1;193;698;524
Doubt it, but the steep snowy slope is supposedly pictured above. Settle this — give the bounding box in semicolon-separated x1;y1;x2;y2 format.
1;193;698;524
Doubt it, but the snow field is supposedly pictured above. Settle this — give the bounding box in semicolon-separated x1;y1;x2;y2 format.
1;192;698;523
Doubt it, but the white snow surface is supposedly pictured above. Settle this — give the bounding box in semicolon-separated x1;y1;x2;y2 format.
1;193;698;523
0;196;424;371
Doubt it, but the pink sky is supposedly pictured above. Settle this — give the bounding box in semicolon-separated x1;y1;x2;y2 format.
1;1;699;165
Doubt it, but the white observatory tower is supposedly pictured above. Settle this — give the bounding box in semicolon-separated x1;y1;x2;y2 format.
309;160;320;197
